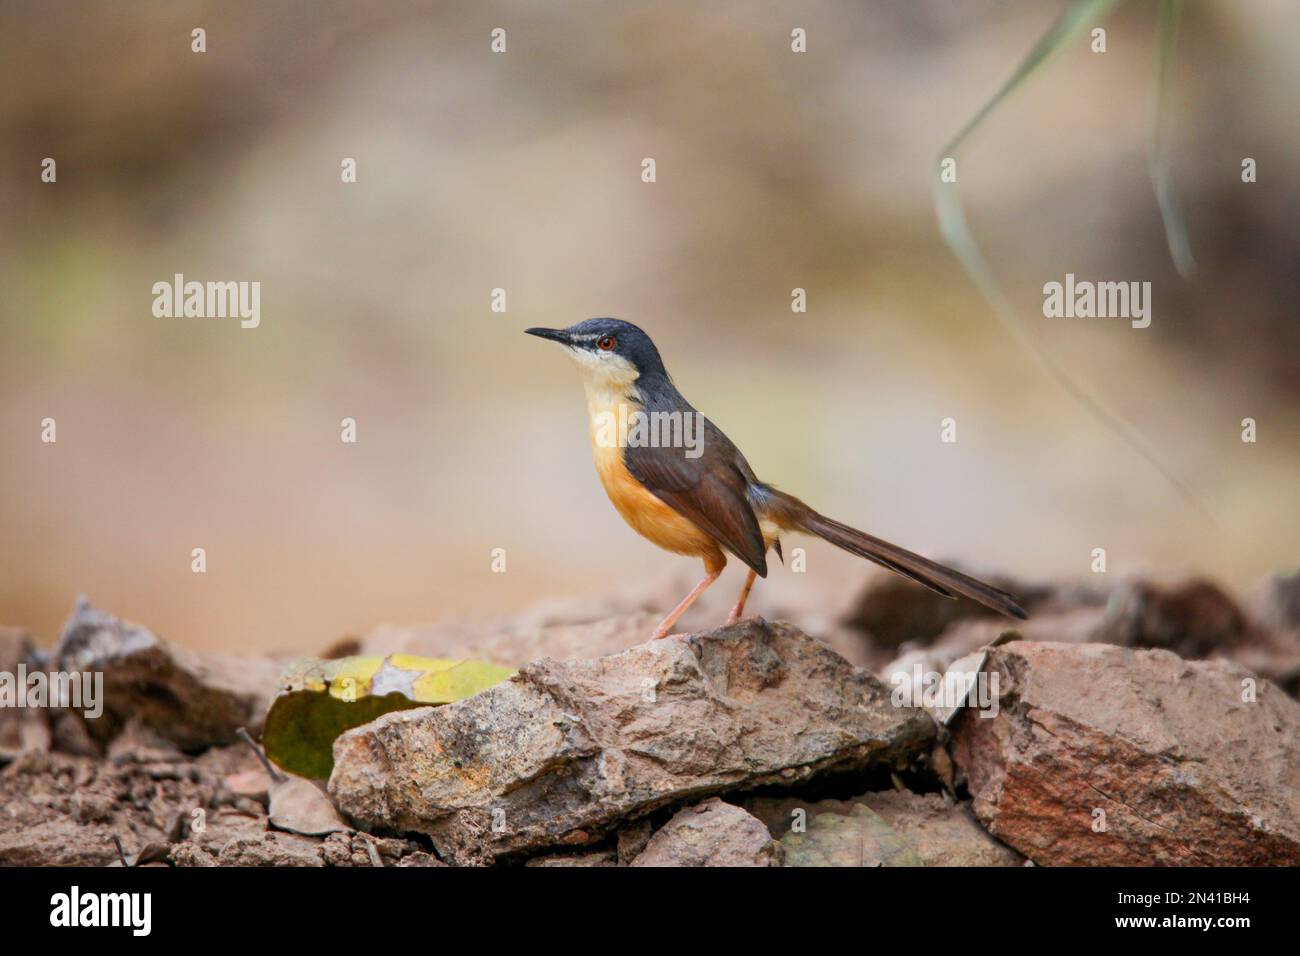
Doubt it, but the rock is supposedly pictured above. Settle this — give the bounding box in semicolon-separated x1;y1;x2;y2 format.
180;817;338;867
319;831;361;867
330;619;935;866
359;611;660;668
1246;571;1300;694
1256;568;1300;633
354;566;867;667
843;572;1060;647
616;819;654;865
49;710;100;756
397;851;448;867
526;849;618;867
951;642;1300;866
52;597;282;751
216;830;326;867
368;835;427;863
169;842;220;867
881;576;1300;700
874;617;1060;695
184;809;270;856
0;747;236;866
319;831;396;867
107;719;183;764
745;790;1023;867
1091;579;1253;658
0;628;48;762
629;799;779;867
0;818;124;866
17;712;51;757
1229;631;1300;697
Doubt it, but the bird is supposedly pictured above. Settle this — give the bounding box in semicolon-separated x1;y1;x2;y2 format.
525;318;1027;639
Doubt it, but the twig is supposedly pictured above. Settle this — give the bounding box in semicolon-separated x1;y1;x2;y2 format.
235;726;286;784
111;834;131;868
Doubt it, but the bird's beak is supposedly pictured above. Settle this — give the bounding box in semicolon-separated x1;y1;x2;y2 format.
524;327;573;346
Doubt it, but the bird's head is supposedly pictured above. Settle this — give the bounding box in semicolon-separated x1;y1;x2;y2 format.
525;318;668;389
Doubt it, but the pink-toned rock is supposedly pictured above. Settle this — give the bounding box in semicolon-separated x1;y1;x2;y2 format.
951;642;1300;866
630;799;779;867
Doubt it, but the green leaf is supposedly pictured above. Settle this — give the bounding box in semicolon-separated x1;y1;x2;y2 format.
262;654;515;779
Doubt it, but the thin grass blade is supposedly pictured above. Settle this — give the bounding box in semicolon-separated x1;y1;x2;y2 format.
932;0;1217;525
1151;0;1197;277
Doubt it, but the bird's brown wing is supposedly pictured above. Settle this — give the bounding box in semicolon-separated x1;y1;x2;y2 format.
624;436;768;577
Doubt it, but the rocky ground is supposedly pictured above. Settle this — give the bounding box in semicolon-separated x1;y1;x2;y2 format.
1;568;1298;867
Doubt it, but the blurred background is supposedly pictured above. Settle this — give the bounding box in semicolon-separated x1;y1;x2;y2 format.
1;0;1297;653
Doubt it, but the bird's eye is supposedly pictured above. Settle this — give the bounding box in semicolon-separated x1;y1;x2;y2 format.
597;335;616;351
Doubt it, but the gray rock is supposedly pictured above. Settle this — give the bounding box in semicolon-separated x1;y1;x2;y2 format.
526;849;618;867
881;576;1300;700
0;818;124;866
320;832;378;866
52;597;282;751
397;851;448;867
746;790;1023;867
616;818;654;865
169;842;220;867
182;808;266;855
843;571;1060;647
630;799;779;867
1256;568;1300;633
0;627;46;761
329;619;935;865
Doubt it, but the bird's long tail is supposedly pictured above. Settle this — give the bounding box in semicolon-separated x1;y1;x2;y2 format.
760;487;1028;620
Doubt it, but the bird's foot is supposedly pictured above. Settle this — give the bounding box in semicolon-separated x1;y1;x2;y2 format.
726;569;757;625
726;604;751;625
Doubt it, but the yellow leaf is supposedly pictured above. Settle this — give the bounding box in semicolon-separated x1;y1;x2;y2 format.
263;654;514;779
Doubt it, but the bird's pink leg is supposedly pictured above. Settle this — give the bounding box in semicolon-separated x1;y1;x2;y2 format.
726;568;758;624
652;567;722;639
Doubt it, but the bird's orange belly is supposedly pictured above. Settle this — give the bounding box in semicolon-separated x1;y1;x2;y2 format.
593;446;718;558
